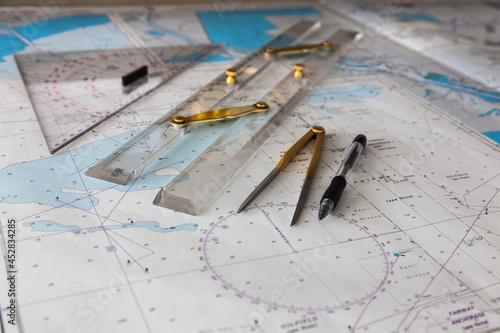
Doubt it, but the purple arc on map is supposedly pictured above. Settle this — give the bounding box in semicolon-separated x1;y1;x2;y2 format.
201;203;391;312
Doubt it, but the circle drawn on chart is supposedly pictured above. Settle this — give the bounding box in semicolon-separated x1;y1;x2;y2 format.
202;204;389;312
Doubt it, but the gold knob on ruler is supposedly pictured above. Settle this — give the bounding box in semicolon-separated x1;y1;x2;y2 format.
171;115;188;126
294;63;305;78
226;68;238;84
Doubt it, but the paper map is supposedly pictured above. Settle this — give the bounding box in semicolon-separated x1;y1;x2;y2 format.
0;3;499;333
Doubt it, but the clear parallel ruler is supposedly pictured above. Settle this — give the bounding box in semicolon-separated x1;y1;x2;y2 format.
15;44;219;154
85;20;321;185
154;29;361;215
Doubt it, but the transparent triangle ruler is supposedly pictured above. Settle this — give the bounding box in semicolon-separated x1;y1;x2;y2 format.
15;44;219;154
85;20;322;185
153;29;361;215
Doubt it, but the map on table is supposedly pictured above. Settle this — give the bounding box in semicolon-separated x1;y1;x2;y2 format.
0;3;499;333
331;2;500;92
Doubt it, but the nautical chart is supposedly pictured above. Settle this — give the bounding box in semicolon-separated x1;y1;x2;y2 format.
331;2;500;92
0;3;499;333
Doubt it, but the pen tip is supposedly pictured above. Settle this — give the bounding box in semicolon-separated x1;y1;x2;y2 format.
237;202;249;214
317;199;334;220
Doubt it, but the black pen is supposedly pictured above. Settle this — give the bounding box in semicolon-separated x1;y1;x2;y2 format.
318;134;367;220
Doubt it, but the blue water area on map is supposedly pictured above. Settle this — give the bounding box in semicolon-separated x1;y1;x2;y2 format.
23;221;81;234
197;7;320;50
424;89;436;99
394;12;442;24
339;58;500;106
0;121;227;210
23;220;196;234
339;58;387;73
483;131;500;142
479;108;500;117
323;107;346;115
203;54;233;62
172;172;190;182
88;222;198;233
0;14;111;63
304;84;382;104
424;73;500;104
106;245;117;252
208;138;239;152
